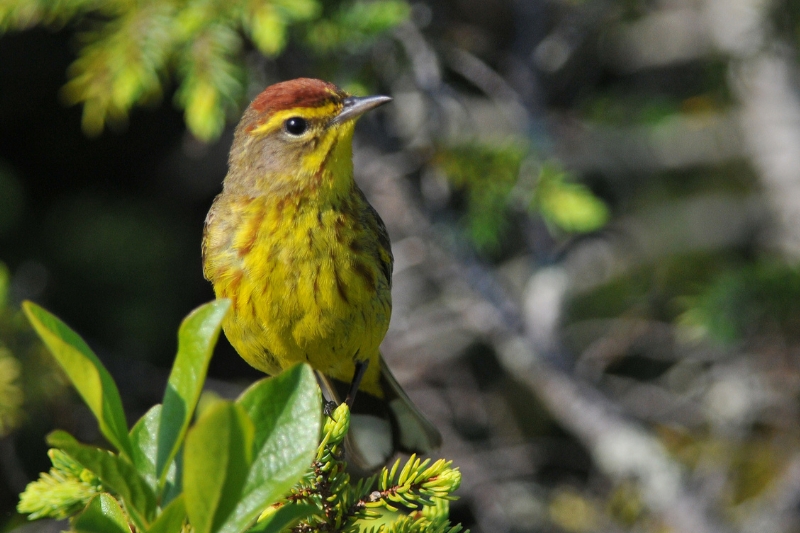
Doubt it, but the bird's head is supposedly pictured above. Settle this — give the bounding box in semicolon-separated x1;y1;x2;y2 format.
225;78;391;196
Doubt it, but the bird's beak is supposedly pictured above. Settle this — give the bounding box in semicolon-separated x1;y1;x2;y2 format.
331;95;392;125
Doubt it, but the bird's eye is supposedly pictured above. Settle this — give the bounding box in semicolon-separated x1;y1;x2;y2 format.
284;117;308;136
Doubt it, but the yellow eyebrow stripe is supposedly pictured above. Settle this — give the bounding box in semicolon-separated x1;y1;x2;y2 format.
249;103;341;136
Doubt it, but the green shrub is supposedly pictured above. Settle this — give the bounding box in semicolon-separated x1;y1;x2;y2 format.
16;300;464;533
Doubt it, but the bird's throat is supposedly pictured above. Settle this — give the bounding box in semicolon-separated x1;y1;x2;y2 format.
251;122;356;203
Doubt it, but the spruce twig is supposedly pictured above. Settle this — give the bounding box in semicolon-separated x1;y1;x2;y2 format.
258;403;466;533
17;449;104;520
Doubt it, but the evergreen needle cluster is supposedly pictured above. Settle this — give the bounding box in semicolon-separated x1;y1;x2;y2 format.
259;403;464;533
0;0;409;140
17;449;103;520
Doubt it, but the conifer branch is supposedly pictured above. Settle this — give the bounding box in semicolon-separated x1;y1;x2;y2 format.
17;449;104;520
258;403;466;533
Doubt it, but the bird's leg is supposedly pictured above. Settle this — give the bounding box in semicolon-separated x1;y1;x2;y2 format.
345;360;369;407
314;370;339;416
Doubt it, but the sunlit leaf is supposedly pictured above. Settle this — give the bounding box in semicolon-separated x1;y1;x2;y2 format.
183;401;254;533
23;301;133;460
130;405;161;494
157;299;229;486
72;493;130;533
534;163;609;233
235;364;322;527
147;495;187;533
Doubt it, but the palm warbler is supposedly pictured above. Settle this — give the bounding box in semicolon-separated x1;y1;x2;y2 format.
202;78;440;468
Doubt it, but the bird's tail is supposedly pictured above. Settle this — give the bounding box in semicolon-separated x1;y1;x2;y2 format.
315;357;441;473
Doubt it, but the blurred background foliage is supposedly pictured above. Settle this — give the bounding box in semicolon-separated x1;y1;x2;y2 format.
0;0;409;140
4;0;800;532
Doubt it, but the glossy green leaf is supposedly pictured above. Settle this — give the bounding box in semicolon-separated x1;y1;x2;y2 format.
131;404;161;493
147;495;187;533
131;404;181;506
157;299;229;486
162;448;184;507
22;301;133;460
248;504;318;533
235;364;322;529
72;493;130;533
130;404;182;506
184;400;254;533
48;430;156;531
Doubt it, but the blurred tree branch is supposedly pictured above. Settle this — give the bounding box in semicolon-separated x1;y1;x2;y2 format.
0;0;410;141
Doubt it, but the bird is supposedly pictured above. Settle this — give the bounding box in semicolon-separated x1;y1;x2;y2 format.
202;78;441;470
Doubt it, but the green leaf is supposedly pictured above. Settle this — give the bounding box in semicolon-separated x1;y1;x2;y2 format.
183;366;320;533
22;301;134;460
162;448;184;506
184;401;255;533
235;364;322;529
130;404;182;505
147;495;187;533
131;405;161;494
249;504;319;533
534;164;609;233
72;493;130;533
157;299;229;486
48;430;157;531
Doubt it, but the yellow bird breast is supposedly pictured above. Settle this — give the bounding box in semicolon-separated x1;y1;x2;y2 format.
203;188;391;396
